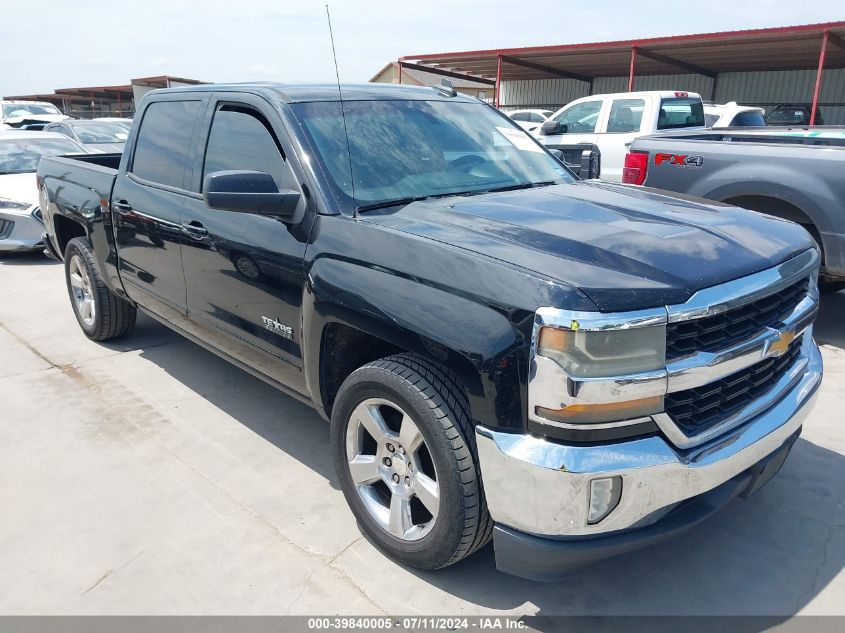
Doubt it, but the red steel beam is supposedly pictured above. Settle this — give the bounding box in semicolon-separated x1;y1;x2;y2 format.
401;21;845;62
628;46;637;92
495;54;502;107
810;31;829;125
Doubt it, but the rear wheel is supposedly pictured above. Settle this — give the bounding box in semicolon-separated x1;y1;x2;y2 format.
331;353;492;570
64;237;137;341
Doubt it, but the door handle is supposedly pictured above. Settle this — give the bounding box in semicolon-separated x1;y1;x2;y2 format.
182;220;208;238
113;200;132;213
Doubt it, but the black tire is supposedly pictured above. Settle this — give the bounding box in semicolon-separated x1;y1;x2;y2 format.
64;237;137;341
331;353;493;570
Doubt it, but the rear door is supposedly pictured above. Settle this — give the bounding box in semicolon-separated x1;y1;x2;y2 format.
179;92;311;391
596;96;647;183
112;95;207;322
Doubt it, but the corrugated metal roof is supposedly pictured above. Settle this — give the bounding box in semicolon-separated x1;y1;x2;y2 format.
401;22;845;81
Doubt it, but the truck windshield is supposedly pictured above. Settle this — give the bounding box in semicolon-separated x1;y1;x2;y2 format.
290;99;572;211
0;137;84;174
2;103;62;118
73;122;129;144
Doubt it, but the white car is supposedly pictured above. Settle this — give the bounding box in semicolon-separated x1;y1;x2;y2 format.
537;91;705;182
703;102;766;128
0;100;69;130
0;131;87;254
507;109;554;132
43;120;130;153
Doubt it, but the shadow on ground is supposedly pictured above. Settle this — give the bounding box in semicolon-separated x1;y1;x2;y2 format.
816;289;845;349
127;291;843;620
0;252;58;266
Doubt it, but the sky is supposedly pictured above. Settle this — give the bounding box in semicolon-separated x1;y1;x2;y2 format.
1;0;843;96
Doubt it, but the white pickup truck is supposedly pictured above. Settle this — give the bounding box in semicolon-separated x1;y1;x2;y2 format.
536;90;705;182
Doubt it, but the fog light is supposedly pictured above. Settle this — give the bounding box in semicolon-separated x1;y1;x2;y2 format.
588;476;622;524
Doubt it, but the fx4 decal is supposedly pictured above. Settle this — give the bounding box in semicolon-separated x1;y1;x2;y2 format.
655;153;704;167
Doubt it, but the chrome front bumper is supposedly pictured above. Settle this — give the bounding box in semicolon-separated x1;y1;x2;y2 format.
476;336;822;538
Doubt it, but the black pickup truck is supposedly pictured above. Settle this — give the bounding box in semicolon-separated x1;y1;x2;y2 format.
38;83;823;581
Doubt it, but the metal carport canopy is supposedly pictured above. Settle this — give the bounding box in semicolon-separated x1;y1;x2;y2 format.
400;21;845;120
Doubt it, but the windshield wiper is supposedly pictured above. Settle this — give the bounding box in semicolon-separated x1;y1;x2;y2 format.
355;196;433;213
483;181;557;194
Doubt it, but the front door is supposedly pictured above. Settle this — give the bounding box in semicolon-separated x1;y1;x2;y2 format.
112;97;206;321
180;94;311;392
539;99;605;177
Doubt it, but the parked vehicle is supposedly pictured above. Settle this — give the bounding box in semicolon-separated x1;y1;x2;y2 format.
765;104;823;126
0;100;69;130
703;102;766;128
39;83;822;581
43;120;130;153
0;130;86;254
537;91;705;182
623;127;845;292
507;108;554;132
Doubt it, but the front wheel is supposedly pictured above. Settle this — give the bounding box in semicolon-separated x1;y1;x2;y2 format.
331;353;492;570
64;237;137;341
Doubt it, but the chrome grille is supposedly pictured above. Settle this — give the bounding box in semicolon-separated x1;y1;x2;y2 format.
666;278;809;360
665;336;803;437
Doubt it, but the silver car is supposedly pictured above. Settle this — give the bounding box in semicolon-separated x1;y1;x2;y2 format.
42;119;129;154
0;130;87;254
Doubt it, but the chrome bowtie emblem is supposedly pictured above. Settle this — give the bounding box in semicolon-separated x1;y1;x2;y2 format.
768;330;795;357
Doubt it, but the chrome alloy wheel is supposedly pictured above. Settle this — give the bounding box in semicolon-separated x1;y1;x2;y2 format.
345;398;440;541
68;255;96;327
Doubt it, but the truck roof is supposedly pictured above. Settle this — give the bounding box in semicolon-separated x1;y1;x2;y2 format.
148;82;482;104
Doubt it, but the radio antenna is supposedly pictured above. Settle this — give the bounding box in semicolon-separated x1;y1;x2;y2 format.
325;4;358;217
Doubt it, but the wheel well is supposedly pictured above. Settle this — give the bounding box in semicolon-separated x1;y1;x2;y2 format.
723;195;824;262
723;195;813;225
320;323;404;414
52;215;86;257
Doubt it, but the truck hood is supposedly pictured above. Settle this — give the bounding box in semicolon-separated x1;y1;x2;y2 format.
361;182;814;312
0;172;38;209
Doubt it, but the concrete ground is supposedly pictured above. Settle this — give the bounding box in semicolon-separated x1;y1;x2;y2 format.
0;252;843;617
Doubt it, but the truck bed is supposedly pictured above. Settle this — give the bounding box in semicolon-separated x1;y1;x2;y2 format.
639;126;845;148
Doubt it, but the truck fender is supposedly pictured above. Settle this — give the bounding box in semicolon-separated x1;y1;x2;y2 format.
302;256;525;430
40;174;126;298
694;166;835;235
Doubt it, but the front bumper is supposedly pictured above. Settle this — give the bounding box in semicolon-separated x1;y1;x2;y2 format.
0;208;44;253
475;338;822;579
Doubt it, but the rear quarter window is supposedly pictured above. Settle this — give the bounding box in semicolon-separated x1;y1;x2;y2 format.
130;100;201;188
657;97;705;130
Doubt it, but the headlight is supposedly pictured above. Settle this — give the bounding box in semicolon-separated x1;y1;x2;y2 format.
0;198;31;211
537;324;665;378
531;310;667;427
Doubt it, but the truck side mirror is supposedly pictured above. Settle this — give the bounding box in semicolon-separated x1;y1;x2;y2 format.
540;120;567;135
203;170;300;218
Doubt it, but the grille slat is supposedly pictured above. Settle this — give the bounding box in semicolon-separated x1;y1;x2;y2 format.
666;279;808;360
665;338;802;436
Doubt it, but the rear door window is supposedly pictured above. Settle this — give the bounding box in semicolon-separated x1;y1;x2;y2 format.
657;97;705;130
606;98;645;133
130;100;201;189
